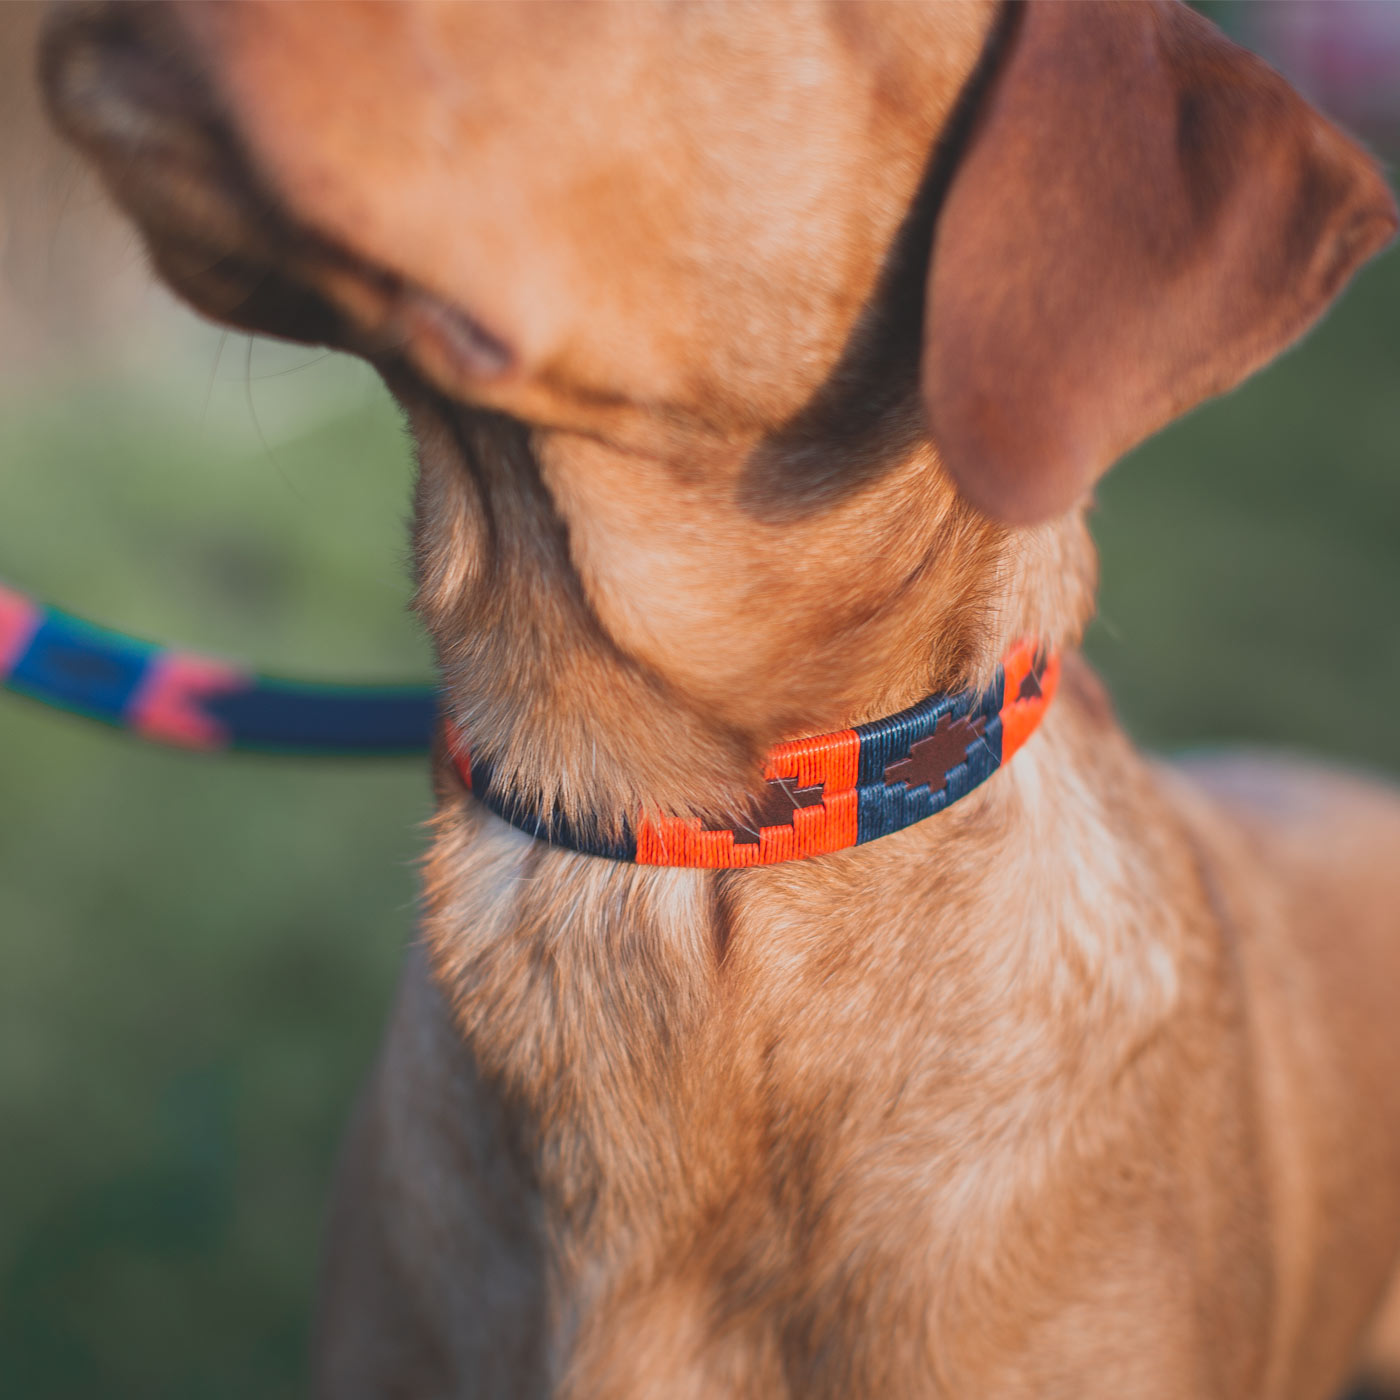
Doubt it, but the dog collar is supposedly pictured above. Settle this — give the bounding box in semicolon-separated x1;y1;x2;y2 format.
446;638;1058;868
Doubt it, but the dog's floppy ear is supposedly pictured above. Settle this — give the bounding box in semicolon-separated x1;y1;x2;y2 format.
923;0;1397;525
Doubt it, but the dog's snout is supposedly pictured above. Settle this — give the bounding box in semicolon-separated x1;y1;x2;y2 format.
38;0;269;286
38;1;521;392
41;3;210;170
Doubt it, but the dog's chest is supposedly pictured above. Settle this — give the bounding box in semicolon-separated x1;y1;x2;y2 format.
417;782;1197;1396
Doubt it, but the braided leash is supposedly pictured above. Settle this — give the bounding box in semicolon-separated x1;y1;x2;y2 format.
0;581;435;755
1;579;1056;865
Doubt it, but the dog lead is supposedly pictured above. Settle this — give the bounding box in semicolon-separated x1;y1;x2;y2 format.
0;580;1055;866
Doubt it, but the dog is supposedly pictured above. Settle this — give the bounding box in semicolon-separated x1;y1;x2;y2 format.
41;2;1400;1395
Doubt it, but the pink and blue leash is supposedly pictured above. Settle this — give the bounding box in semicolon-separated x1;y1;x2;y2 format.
0;580;435;755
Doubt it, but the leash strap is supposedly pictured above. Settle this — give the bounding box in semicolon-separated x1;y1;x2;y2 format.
447;638;1058;868
0;580;1056;863
0;581;436;755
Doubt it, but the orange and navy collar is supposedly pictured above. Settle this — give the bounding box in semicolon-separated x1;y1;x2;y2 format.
446;637;1058;869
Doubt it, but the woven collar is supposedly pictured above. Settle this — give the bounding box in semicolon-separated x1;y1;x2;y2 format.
445;638;1058;869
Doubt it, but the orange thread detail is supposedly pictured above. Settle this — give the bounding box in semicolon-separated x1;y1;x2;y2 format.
443;716;474;790
763;728;859;792
999;643;1059;762
635;788;861;869
636;729;860;867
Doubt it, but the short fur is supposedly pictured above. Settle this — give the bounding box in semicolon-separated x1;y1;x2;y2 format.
42;2;1400;1395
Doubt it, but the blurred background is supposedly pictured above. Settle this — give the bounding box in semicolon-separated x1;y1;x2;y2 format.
1;3;1397;1396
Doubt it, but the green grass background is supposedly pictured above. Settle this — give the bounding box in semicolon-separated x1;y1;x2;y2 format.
2;205;1399;1398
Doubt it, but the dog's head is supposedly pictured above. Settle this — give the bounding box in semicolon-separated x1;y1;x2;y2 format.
43;1;1396;530
41;1;1399;816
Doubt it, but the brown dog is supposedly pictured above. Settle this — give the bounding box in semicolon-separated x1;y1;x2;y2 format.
42;2;1400;1395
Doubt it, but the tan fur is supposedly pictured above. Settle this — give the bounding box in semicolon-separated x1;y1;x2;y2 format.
41;2;1400;1396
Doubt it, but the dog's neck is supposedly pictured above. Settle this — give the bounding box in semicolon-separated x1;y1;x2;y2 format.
405;388;1096;829
404;392;1197;1377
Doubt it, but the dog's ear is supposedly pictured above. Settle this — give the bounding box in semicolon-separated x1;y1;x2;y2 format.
922;0;1397;525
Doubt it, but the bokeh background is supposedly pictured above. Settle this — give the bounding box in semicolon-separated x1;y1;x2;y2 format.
2;3;1398;1396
